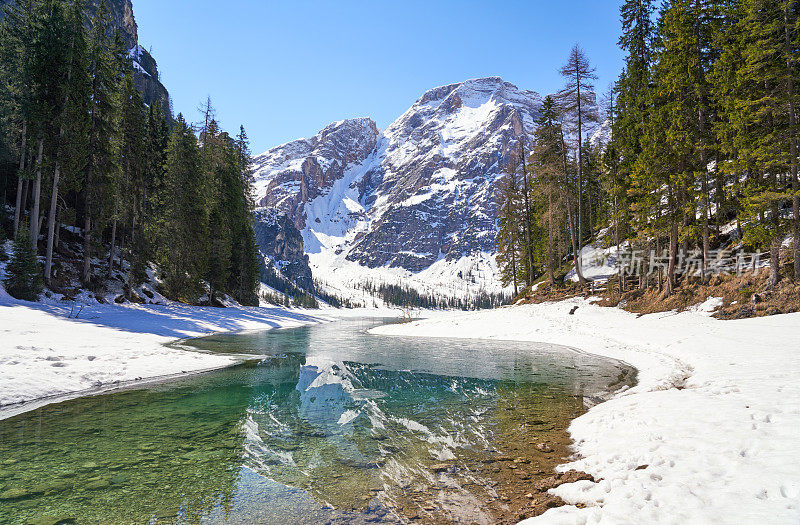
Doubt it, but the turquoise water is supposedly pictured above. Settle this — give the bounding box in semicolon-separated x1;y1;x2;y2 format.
0;318;634;524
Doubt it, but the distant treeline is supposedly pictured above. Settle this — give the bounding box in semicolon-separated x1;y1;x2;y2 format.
359;281;510;310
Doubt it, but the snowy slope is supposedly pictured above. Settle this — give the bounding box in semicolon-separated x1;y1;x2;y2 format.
589;119;612;149
372;302;800;524
0;292;329;416
252;77;541;304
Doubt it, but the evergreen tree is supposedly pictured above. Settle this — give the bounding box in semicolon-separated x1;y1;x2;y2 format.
613;0;655;250
82;0;120;284
715;0;799;286
0;0;39;238
44;0;90;284
230;125;261;305
142;99;169;260
530;96;570;286
4;227;42;300
496;155;523;294
557;43;599;284
155;114;207;301
201;118;232;304
117;71;147;288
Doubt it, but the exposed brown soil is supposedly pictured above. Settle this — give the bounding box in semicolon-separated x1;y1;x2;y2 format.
520;266;800;320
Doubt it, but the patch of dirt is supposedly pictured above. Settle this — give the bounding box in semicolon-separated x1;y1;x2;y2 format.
518;267;800;320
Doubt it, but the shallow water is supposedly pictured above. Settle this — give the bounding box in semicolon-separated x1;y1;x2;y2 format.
0;318;634;524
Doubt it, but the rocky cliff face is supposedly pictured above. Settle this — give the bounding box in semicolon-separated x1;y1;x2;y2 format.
0;0;136;46
0;0;170;120
253;118;379;231
351;77;541;271
128;45;171;120
252;77;541;301
252;208;314;293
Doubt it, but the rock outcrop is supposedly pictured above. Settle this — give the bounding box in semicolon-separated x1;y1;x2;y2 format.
252;208;314;293
253;118;379;231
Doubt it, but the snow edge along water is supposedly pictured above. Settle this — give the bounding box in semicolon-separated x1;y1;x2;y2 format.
370;299;800;525
0;292;342;420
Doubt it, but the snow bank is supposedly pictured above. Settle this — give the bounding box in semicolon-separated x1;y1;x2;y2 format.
0;295;330;417
371;300;800;524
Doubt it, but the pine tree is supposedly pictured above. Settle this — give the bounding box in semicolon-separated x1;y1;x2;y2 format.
531;96;570;286
613;0;655;254
142;99;169;251
82;0;120;284
44;0;90;284
496;155;522;295
715;0;799;286
0;0;39;239
28;0;75;252
4;227;42;300
155;114;207;301
117;71;147;289
202;118;232;305
230;125;261;305
557;44;599;284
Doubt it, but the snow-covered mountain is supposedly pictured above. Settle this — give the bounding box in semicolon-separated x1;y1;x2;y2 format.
252;77;542;304
590;119;612;149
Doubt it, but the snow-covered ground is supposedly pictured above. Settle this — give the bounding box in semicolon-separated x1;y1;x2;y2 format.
371;300;800;524
0;290;334;418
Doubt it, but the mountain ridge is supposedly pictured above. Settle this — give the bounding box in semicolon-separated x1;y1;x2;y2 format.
252;76;542;304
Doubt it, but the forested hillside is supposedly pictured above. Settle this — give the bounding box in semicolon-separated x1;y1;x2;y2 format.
0;0;261;305
497;0;799;304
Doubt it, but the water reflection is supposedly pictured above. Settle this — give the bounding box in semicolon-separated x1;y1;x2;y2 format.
0;318;634;524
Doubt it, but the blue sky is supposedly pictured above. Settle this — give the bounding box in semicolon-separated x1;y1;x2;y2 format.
135;1;624;154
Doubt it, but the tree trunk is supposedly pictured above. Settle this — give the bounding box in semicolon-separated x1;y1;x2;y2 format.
45;150;62;283
665;220;678;297
54;204;61;251
82;173;92;285
108;216;117;277
785;6;799;280
13;121;27;237
45;33;76;285
769;235;781;288
21;179;29;223
614;193;623;294
701;171;710;284
567;197;583;285
560;125;586;284
29;137;43;250
126;205;137;298
576;63;584;248
519;142;534;286
548;189;555;286
656;235;662;292
511;246;518;297
794;192;799;282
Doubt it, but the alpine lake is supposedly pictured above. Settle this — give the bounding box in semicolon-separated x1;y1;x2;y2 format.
0;318;635;524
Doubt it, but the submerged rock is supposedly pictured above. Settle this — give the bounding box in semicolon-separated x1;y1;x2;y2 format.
0;487;37;500
26;516;76;525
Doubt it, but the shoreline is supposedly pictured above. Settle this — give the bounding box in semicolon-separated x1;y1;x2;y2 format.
0;297;338;417
0;299;403;421
371;299;800;524
0;358;262;421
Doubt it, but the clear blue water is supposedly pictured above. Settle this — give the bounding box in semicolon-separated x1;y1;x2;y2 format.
0;318;634;524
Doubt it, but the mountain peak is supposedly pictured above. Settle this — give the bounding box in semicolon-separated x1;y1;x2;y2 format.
416;77;540;109
252;76;542;300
